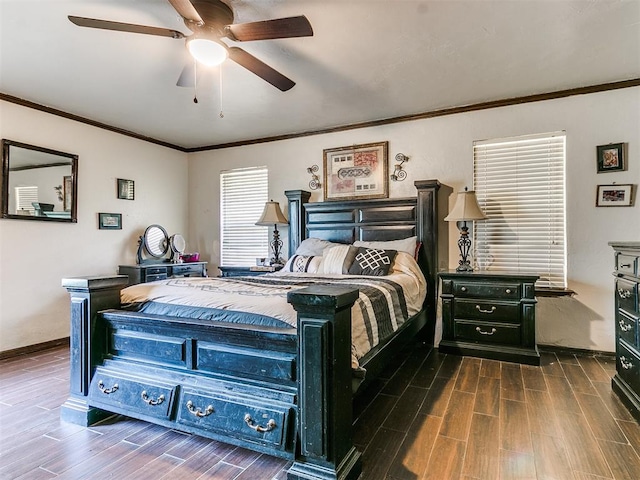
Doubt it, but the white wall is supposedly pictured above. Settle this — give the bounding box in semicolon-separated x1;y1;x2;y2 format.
188;87;640;353
0;101;188;351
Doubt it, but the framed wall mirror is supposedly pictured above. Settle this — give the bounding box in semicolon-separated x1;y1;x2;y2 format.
1;139;78;223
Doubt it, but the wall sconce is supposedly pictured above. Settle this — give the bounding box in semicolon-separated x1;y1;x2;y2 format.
307;165;321;190
391;153;409;181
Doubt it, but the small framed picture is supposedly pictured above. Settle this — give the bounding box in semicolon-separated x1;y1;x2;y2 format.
98;212;122;229
596;143;626;173
117;178;135;200
596;184;635;207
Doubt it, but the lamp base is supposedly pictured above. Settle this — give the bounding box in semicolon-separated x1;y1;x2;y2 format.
456;261;474;272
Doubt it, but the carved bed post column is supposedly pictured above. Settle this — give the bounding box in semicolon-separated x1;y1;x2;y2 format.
60;275;128;426
287;285;362;480
285;189;311;258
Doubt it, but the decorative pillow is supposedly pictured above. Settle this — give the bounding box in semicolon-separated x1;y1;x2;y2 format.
321;245;358;274
284;255;321;273
295;238;344;257
348;248;398;276
353;236;417;257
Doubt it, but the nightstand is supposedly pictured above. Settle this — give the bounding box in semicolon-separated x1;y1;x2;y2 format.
439;270;540;365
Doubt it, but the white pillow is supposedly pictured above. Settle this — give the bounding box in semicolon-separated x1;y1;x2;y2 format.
295;238;344;257
353;236;418;257
320;245;358;274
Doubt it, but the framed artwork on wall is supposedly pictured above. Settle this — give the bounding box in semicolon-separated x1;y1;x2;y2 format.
596;143;626;173
323;141;388;201
98;212;122;229
117;178;135;200
596;184;634;207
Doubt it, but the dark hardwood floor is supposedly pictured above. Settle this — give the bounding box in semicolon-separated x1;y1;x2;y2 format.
1;342;639;479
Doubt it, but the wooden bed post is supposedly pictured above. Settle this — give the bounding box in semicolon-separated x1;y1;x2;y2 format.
60;275;128;426
286;189;311;258
287;285;362;480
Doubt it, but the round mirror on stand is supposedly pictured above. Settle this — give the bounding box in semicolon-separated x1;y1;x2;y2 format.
170;234;186;262
136;224;169;264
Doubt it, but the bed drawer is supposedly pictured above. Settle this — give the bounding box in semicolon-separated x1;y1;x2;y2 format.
454;319;521;346
454;299;520;322
616;278;638;315
176;389;291;451
89;369;177;420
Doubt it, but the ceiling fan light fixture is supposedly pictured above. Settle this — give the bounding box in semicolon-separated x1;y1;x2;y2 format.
187;37;228;67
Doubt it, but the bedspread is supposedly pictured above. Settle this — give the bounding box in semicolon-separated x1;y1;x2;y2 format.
121;269;425;368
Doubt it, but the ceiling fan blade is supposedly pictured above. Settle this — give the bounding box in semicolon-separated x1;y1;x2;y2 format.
228;47;295;91
68;16;185;38
167;0;203;24
225;16;313;42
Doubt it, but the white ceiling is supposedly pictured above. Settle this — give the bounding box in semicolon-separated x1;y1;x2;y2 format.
1;0;639;150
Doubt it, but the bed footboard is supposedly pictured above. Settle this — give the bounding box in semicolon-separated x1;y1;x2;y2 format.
61;277;361;480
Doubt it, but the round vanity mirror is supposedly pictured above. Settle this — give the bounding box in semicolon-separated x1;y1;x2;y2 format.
143;225;169;258
170;234;186;262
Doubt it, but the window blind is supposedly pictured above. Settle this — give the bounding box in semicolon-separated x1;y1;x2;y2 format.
220;167;269;266
473;132;567;289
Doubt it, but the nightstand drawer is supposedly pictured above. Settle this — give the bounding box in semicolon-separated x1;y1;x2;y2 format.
454;282;521;300
617;311;638;347
454;320;521;346
146;266;169;276
616;278;638;315
454;299;520;322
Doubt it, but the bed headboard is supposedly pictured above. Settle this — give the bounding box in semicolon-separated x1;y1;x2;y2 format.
285;179;441;321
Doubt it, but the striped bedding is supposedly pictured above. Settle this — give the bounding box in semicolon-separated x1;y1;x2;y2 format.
121;256;426;368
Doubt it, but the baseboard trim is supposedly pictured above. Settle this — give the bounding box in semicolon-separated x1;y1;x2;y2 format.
538;343;615;359
0;337;70;360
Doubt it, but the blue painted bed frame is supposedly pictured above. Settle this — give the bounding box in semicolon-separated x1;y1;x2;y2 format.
61;179;442;480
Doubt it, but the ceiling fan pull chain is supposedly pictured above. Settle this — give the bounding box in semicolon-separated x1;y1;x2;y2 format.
193;60;198;103
219;64;224;118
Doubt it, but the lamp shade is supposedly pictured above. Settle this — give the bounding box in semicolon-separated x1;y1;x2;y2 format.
444;189;487;222
256;200;288;226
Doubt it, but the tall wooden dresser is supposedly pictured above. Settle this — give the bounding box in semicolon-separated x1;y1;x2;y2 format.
610;241;640;422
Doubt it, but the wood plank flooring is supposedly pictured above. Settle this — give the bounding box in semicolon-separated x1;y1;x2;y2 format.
1;343;639;479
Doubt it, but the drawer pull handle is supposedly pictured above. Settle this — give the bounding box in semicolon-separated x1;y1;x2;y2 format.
186;400;214;417
476;305;497;314
620;263;632;268
505;289;512;294
98;380;118;394
244;414;276;433
141;391;165;406
460;287;467;292
617;288;632;299
619;320;633;332
620;356;634;370
476;326;497;336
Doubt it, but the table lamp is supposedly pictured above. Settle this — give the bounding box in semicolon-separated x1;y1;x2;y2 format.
444;187;487;271
256;200;288;265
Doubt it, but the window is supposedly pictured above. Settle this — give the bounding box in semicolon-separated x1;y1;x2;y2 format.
15;186;38;214
473;132;566;289
220;167;269;266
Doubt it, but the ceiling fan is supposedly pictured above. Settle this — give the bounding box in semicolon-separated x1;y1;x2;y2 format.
68;0;313;91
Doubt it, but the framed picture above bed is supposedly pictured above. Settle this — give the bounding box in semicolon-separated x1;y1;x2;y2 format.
323;141;388;201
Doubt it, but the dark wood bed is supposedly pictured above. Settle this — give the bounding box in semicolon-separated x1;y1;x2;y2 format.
61;179;441;480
